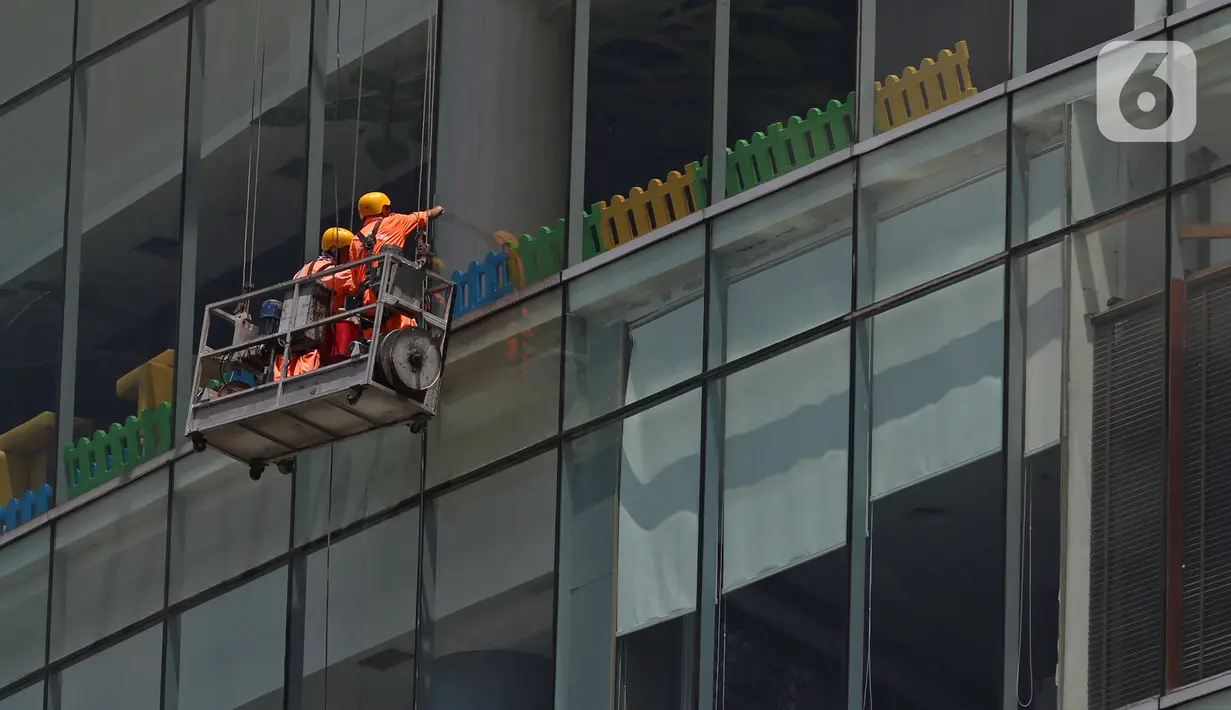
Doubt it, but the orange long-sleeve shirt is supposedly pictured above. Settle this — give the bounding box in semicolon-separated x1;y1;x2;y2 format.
349;211;431;332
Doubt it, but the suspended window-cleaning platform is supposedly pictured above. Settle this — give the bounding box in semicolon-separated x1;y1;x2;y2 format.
186;253;455;480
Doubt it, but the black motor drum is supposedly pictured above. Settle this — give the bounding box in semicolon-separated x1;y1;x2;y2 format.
375;328;442;400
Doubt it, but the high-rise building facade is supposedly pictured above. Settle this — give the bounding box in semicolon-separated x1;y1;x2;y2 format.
2;0;1231;709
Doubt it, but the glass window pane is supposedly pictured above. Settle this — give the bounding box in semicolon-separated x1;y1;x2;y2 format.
303;508;419;710
0;0;73;104
858;100;1007;305
871;267;1005;496
1172;7;1231;185
564;228;705;428
870;0;1000;138
721;330;849;592
56;624;163;710
1013;0;1164;76
428;289;562;486
0;82;70;506
620;389;702;632
435;0;572;281
1059;201;1165;708
1011;243;1063;706
73;21;186;477
169;450;291;603
315;0;438;270
718;330;850;710
0;683;43;710
579;0;713;260
295;425;422;544
194;0;311;356
0;529;51;688
418;451;557;710
77;0;187;57
1011;59;1166;245
710;163;853;365
1174;172;1231;282
725;0;856;198
58;625;163;708
557;389;702;710
51;469;168;660
867;267;1004;710
1168;179;1231;688
171;567;286;710
556;428;617;710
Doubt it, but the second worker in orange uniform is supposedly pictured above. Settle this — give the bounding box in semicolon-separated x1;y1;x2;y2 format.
275;227;360;380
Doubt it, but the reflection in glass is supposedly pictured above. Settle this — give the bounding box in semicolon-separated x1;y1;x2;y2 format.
719;330;850;710
296;425;421;544
73;21;187;451
171;567;287;710
0;0;73;103
0;81;70;505
1059;202;1165;710
418;452;557;710
859;100;1006;304
581;0;713;256
169;450;291;602
51;469;168;660
866;267;1004;710
710;163;853;364
316;0;438;272
725;0;856;198
76;0;186;57
303;508;420;710
557;390;702;710
0;528;51;688
57;624;163;710
1011;61;1165;245
1013;0;1164;75
1168;178;1231;688
0;683;43;710
428;289;562;486
564;228;705;427
1010;244;1063;707
1172;7;1231;185
194;0;311;353
435;0;572;272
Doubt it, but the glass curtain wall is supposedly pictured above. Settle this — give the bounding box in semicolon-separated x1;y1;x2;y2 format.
11;5;1231;710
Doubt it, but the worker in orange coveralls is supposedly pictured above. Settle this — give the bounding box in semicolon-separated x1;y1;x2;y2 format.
348;191;446;335
275;227;360;380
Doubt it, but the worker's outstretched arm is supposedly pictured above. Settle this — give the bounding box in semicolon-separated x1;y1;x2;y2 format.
405;205;445;229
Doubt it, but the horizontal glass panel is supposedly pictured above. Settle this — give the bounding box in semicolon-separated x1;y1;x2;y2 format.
51;469;168;660
858;99;1007;304
564;228;705;427
1010;58;1166;245
57;624;163;710
0;528;51;688
429;288;563;486
710;163;853;365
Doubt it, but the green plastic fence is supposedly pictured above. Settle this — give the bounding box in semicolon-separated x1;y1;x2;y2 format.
501;92;859;283
63;402;174;499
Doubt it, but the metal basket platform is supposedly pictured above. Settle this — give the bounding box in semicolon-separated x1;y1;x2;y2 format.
185;252;454;474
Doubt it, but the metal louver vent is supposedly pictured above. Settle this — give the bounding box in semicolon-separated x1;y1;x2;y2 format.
1181;271;1231;684
1089;296;1167;710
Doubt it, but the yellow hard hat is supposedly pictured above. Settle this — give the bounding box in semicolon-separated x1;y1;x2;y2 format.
321;227;355;251
357;192;391;219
